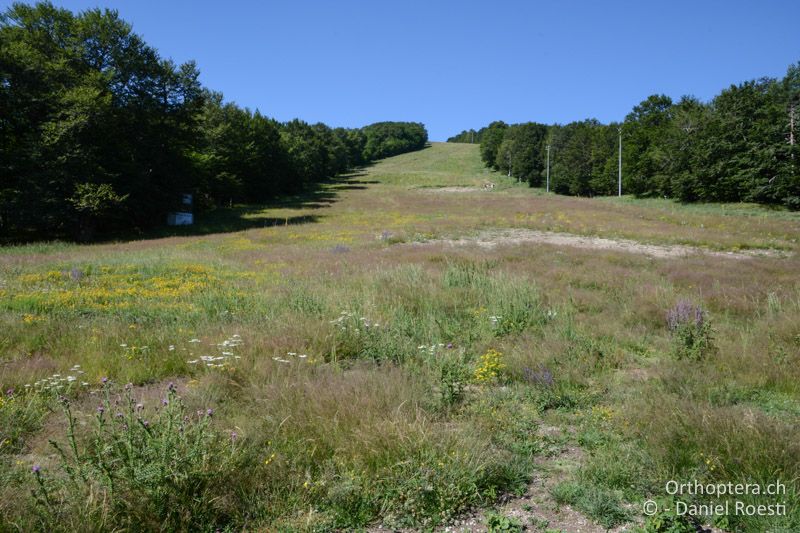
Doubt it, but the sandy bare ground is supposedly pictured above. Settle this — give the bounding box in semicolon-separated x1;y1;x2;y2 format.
410;229;789;260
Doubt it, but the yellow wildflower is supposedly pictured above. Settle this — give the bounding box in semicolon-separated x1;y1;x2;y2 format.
474;349;505;383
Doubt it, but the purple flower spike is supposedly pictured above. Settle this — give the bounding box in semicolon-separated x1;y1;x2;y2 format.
667;300;706;331
524;364;555;388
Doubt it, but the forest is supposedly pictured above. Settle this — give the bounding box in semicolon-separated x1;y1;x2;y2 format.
451;66;799;208
0;3;428;242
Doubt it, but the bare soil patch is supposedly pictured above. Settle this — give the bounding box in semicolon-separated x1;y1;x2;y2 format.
425;426;629;533
422;186;487;193
411;229;788;260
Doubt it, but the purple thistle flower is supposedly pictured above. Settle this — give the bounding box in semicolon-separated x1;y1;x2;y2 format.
162;398;168;406
231;431;238;441
6;388;14;396
101;377;109;384
32;465;41;473
97;406;105;415
115;412;124;418
206;408;214;417
446;343;454;349
142;420;150;428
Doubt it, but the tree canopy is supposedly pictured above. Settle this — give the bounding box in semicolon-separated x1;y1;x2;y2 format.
458;62;799;208
0;2;429;242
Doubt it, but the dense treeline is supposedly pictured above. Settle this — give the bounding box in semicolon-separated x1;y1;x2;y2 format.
446;128;486;144
362;122;427;160
460;64;799;208
0;3;427;241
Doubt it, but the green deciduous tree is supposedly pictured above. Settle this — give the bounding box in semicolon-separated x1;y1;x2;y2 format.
479;121;508;169
0;3;430;242
362;122;427;160
0;2;203;238
468;59;800;209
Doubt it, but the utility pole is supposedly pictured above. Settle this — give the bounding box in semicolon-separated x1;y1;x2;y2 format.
546;144;550;193
618;127;623;197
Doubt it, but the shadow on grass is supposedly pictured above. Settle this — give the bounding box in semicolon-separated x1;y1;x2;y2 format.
146;211;323;239
139;186;342;240
0;164;385;246
115;167;380;241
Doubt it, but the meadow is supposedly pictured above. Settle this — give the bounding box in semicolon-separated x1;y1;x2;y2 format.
1;142;799;532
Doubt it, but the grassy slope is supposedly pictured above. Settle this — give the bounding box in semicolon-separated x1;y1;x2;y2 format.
1;143;799;531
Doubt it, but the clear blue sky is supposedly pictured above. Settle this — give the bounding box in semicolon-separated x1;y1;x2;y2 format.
6;0;800;140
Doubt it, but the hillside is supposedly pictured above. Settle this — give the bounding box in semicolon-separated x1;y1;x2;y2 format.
1;142;799;531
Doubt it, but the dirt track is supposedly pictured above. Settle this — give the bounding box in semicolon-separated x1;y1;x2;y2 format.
412;229;788;260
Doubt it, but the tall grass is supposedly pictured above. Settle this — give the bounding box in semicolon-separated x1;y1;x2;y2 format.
2;143;799;531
